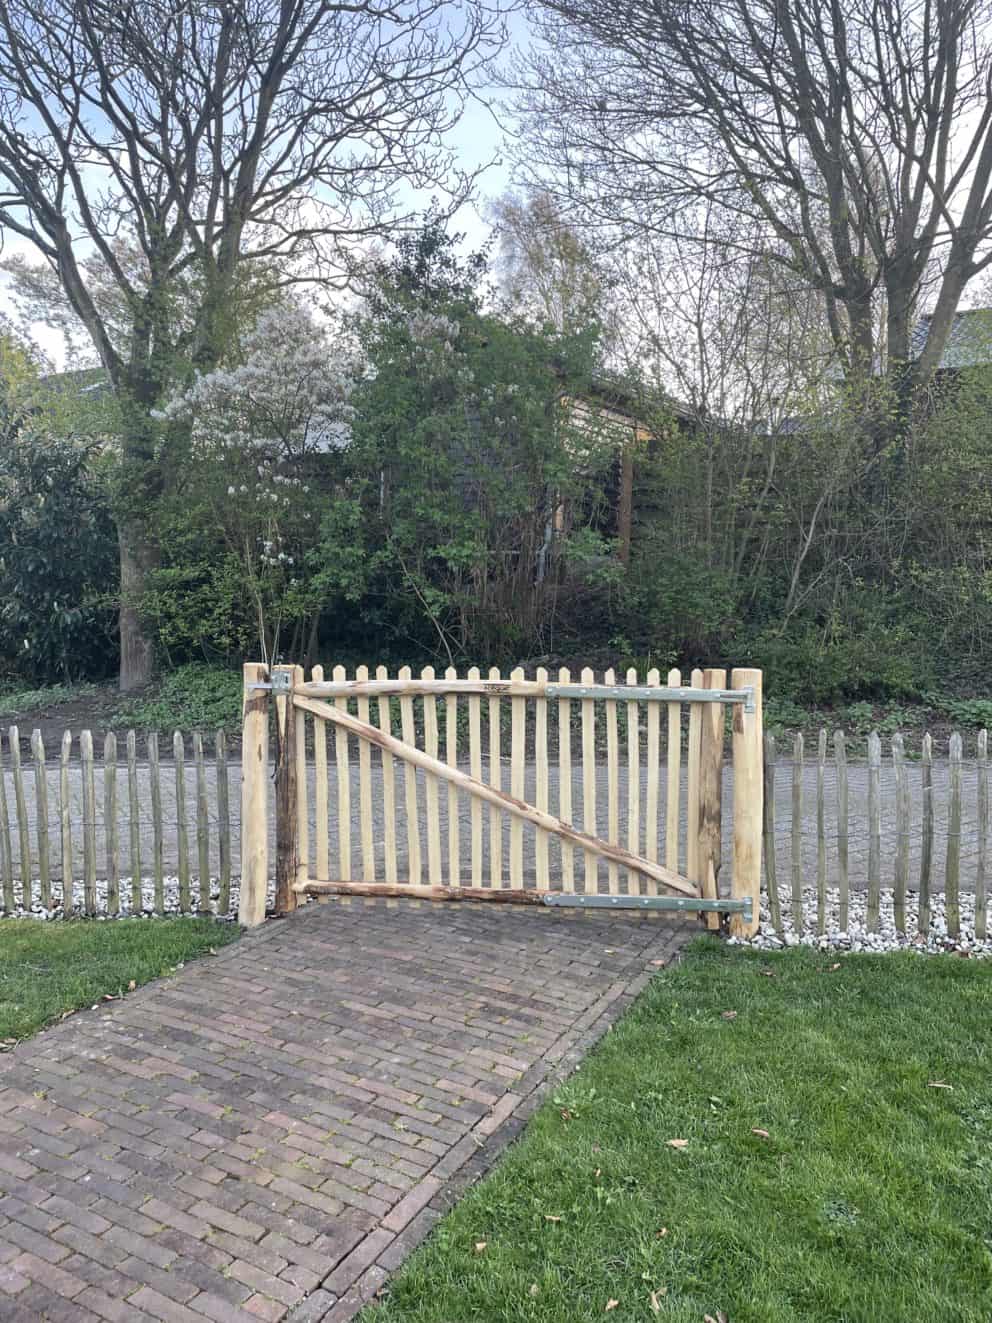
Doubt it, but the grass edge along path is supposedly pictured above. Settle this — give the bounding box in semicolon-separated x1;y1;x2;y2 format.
0;917;240;1043
363;939;992;1323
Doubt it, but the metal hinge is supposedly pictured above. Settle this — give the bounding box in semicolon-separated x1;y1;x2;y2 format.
541;894;753;921
247;671;292;693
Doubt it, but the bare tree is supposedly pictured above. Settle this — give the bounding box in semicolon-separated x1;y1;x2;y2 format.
517;0;992;419
489;187;608;334
0;0;504;687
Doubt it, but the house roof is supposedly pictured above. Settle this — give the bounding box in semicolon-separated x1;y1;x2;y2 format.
910;307;992;369
37;367;111;397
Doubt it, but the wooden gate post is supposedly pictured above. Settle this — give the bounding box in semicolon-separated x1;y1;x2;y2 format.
730;668;763;937
239;662;269;928
698;668;726;931
273;664;299;916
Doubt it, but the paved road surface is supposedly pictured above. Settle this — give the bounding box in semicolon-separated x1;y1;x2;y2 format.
1;756;982;894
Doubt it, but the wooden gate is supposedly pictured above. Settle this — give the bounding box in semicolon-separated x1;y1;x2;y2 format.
238;663;763;936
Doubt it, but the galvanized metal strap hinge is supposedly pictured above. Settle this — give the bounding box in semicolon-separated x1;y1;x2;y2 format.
247;670;292;694
541;894;753;921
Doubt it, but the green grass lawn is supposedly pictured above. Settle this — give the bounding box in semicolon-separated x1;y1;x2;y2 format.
366;940;992;1323
0;918;239;1042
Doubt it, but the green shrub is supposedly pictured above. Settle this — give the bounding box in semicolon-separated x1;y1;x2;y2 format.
115;663;243;731
0;425;117;682
925;694;992;729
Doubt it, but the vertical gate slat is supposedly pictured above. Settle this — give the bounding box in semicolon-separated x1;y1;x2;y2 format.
81;729;96;916
892;733;909;935
149;732;164;914
175;731;189;912
334;664;352;882
194;731;210;913
376;666;398;884
665;668;681;874
216;729;231;915
835;730;848;933
645;668;660;877
791;732;803;932
59;731;72;912
356;665;376;880
127;730;142;913
946;731;962;939
535;666;549;890
581;667;597;892
468;666;483;887
399;665;421;885
31;730;51;911
919;732;933;935
488;666;503;888
558;667;574;892
867;731;881;932
626;667;641;891
9;728;31;908
445;667;460;887
686;669;703;889
104;731;119;917
0;732;14;914
422;666;443;885
312;664;329;883
763;731;782;931
977;729;988;942
510;667;525;888
816;729;826;936
605;668;620;895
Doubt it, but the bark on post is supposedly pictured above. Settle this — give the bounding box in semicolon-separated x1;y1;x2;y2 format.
239;662;269;928
698;668;726;931
274;665;298;916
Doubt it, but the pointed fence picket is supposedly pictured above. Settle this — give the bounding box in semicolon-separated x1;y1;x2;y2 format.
0;727;234;918
762;728;992;941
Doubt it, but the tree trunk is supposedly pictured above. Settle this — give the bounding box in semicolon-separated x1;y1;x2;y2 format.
118;523;159;691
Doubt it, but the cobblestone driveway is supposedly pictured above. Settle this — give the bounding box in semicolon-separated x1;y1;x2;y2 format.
0;898;692;1321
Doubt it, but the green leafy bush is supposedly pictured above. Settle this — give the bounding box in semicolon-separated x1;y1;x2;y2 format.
115;663;243;731
0;421;117;683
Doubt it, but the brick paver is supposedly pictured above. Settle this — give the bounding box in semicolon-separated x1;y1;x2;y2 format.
0;897;693;1321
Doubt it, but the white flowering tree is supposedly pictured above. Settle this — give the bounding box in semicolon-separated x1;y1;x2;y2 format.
159;299;362;662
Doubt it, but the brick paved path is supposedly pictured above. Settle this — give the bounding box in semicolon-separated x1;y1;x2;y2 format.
0;899;693;1322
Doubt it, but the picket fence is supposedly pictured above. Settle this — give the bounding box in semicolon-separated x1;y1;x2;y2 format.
0;726;234;916
764;729;990;939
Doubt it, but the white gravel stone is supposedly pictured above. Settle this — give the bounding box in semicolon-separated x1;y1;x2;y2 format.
729;883;992;957
0;875;274;922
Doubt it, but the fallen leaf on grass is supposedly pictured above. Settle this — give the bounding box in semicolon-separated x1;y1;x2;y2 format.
650;959;666;967
927;1080;953;1090
760;968;775;978
828;963;841;971
127;980;136;991
650;1287;668;1311
666;1138;689;1149
101;993;118;1001
720;1010;737;1020
704;1313;728;1323
208;947;219;956
605;1300;619;1312
656;1227;668;1238
473;1241;487;1253
529;1284;540;1297
544;1215;562;1223
751;1128;770;1139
